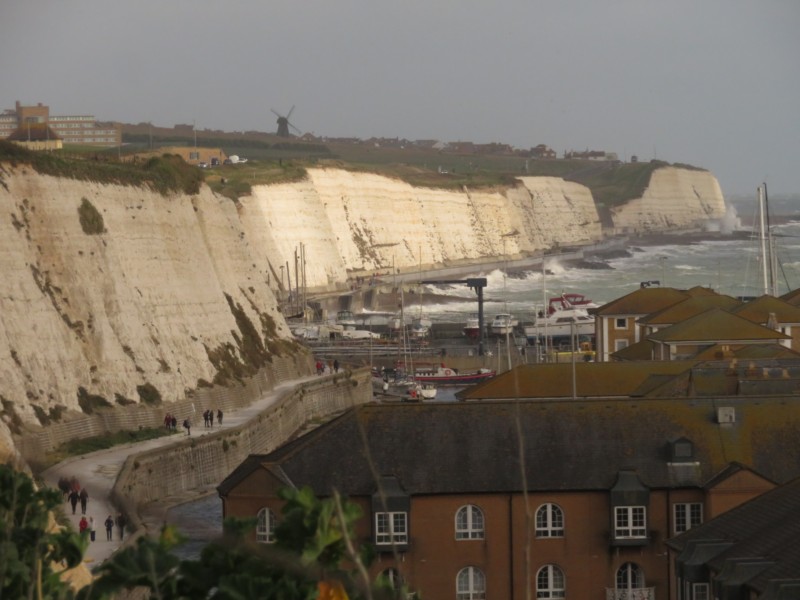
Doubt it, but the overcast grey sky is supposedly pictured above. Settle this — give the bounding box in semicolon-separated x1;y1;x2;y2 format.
2;0;798;195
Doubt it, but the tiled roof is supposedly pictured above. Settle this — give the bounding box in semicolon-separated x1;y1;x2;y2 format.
667;475;800;594
731;294;800;324
779;288;800;306
639;295;742;326
457;361;697;399
218;397;800;498
647;309;789;343
594;287;690;316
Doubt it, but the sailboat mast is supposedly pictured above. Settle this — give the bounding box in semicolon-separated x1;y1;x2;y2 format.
764;182;778;296
758;183;779;296
758;185;770;295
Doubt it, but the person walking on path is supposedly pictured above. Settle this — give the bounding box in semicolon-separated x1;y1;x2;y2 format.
68;489;79;515
217;409;223;426
79;516;88;534
183;418;191;436
89;516;96;542
171;415;177;431
115;513;126;541
79;488;89;514
104;515;114;541
209;410;214;427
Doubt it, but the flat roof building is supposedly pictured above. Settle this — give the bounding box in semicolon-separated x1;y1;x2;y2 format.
0;101;120;147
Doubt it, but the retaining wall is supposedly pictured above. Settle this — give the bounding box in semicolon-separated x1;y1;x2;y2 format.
112;367;373;532
16;353;315;464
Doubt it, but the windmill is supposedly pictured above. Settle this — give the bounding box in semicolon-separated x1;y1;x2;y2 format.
271;106;301;138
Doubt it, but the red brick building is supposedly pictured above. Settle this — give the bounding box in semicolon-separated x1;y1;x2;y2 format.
218;394;800;599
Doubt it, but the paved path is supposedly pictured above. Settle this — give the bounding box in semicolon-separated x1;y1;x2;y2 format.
41;375;318;567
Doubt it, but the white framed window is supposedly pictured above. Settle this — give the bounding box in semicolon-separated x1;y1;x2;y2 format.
614;339;629;351
455;505;485;540
692;582;710;600
674;502;703;534
456;566;486;600
616;562;645;590
536;564;565;598
375;511;408;545
614;506;647;538
535;503;564;538
256;507;277;543
615;317;627;329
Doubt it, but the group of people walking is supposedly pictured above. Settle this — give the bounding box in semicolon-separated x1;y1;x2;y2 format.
59;475;126;543
164;408;223;437
58;476;89;515
202;408;223;428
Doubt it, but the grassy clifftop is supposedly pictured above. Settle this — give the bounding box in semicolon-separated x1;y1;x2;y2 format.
2;136;707;208
0;141;204;196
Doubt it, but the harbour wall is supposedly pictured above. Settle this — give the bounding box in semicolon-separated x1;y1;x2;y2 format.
16;353;314;465
112;367;373;535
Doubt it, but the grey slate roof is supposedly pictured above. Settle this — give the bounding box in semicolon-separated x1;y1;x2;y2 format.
218;397;800;499
668;475;800;593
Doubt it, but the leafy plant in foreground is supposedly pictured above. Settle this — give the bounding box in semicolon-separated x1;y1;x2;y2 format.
0;464;87;600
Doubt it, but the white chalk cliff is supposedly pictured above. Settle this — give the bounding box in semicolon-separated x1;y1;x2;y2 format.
0;162;725;441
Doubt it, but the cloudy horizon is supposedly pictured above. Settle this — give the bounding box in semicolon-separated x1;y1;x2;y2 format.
1;0;798;197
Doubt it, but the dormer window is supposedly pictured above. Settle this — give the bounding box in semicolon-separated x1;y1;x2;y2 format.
610;471;650;546
669;437;695;463
371;476;410;551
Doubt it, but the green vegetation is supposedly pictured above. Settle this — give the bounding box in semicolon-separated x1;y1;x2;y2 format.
2;465;408;599
0;140;203;196
0;464;86;600
136;382;163;406
79;485;404;599
78;197;105;234
46;427;173;466
76;387;112;414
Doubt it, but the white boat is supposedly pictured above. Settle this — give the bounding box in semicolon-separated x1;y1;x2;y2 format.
523;294;596;343
463;314;481;339
411;315;432;339
490;313;518;336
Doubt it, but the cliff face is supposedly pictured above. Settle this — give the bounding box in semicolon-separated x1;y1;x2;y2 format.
242;169;604;289
0;165;292;431
609;167;726;232
0;162;725;438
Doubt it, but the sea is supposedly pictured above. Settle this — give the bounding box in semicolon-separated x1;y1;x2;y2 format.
419;196;800;322
167;194;800;558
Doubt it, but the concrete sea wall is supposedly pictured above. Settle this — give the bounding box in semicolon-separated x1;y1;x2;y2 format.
112;368;373;531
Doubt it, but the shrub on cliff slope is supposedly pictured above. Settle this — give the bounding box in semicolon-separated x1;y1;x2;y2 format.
0;141;203;196
78;198;105;234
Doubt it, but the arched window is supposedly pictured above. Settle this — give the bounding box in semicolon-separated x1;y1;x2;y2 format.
535;503;564;538
456;566;486;600
455;505;485;540
616;562;645;591
256;507;277;543
536;564;565;598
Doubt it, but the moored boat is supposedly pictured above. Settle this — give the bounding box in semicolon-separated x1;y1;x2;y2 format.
490;313;518;336
463;314;480;339
413;364;496;385
524;293;595;345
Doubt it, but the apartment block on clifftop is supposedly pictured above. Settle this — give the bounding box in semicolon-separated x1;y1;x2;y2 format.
0;101;120;146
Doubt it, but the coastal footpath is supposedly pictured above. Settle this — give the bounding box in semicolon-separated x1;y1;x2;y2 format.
0;161;725;462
